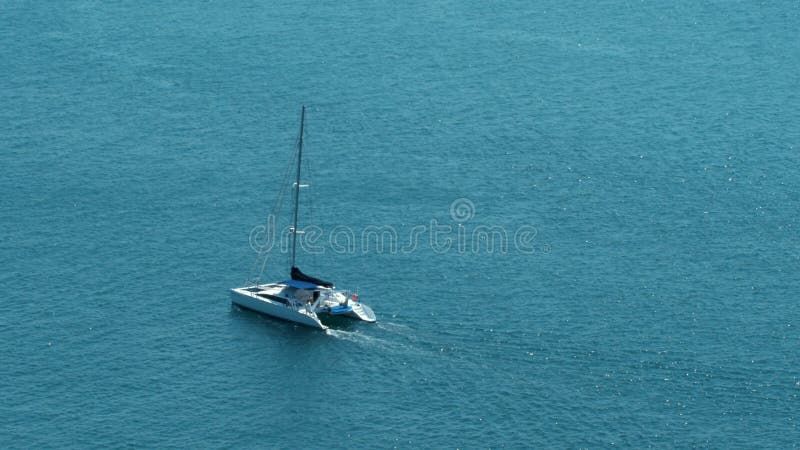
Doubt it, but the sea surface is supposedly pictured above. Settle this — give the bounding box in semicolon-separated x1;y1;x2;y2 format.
2;1;798;447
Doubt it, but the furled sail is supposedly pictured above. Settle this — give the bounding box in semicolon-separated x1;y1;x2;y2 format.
291;266;334;288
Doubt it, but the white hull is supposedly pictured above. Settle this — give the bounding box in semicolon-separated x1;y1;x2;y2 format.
338;302;376;322
230;288;325;329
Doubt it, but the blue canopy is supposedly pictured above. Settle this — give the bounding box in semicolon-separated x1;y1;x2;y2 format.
281;279;321;290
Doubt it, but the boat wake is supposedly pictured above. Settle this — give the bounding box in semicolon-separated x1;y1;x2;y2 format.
376;322;413;333
325;322;423;353
325;327;414;354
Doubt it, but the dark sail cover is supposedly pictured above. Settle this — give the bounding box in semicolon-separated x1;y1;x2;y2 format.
291;266;334;288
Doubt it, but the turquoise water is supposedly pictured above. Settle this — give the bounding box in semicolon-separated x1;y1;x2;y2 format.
2;1;799;447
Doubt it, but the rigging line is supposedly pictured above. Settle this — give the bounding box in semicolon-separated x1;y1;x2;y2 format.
248;134;300;285
304;152;317;269
255;112;305;283
258;143;298;273
254;147;297;284
273;132;303;265
290;106;305;268
305;150;314;219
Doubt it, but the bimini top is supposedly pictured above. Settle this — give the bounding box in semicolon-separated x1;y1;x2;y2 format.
281;279;322;290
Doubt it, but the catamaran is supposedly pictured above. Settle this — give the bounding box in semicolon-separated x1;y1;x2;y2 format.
231;106;376;329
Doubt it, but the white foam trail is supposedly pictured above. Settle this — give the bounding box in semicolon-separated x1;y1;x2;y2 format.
326;328;418;354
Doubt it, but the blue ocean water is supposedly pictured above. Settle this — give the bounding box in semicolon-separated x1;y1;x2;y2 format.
2;1;798;447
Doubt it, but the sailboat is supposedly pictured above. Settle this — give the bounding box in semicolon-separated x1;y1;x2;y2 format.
230;106;376;329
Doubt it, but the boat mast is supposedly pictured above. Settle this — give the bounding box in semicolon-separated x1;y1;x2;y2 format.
291;105;305;268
